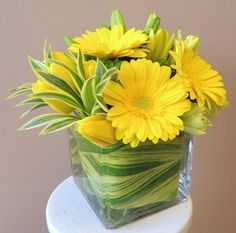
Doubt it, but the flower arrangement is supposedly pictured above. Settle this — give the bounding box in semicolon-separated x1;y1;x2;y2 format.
8;10;227;145
8;9;227;228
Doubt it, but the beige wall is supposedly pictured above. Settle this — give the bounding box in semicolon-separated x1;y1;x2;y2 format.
1;0;235;232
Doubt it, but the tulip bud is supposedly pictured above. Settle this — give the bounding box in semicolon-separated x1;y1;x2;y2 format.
78;115;117;147
184;35;200;51
181;103;211;135
111;9;126;32
147;29;175;62
144;13;160;34
83;60;97;79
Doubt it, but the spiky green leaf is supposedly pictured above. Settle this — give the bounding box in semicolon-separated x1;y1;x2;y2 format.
48;58;83;91
91;104;106;115
28;56;46;80
35;69;80;100
19;103;48;119
19;114;79;131
43;40;52;68
95;58;107;84
16;98;45;107
9;82;32;92
96;94;108;112
76;49;86;81
81;77;96;114
7;88;32;100
39;118;78;135
31;91;84;110
96;67;117;94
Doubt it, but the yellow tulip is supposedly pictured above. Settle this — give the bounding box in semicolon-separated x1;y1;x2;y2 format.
83;60;96;79
32;80;74;114
49;52;77;90
147;29;175;61
78;115;117;147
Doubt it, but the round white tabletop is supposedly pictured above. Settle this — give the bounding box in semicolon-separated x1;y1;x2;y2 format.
46;177;192;233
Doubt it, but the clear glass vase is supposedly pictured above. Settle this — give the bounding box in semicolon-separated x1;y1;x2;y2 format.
69;125;193;229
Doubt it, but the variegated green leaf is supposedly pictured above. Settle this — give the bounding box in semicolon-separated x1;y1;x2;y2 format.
19;114;79;130
96;67;117;94
96;94;108;112
19;103;48;119
43;40;52;68
28;56;45;76
39;117;78;135
48;58;83;91
95;58;107;84
9;82;32;92
28;56;46;81
91;104;106;115
35;69;80;100
81;77;96;114
76;49;86;81
16;97;44;107
31;91;84;110
7;88;32;100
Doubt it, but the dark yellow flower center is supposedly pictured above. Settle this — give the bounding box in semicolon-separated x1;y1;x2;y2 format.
134;97;151;109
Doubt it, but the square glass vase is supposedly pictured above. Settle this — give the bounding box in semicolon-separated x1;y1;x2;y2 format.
69;125;193;229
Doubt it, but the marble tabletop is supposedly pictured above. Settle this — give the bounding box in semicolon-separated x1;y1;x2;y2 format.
46;177;192;233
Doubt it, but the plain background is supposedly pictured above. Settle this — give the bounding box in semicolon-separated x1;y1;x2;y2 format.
0;0;235;232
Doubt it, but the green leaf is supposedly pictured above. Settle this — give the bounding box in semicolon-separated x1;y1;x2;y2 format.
19;114;79;131
7;88;32;100
96;67;117;94
31;91;84;110
35;69;80;100
16;98;45;107
76;49;86;81
144;13;161;34
64;36;74;47
28;56;46;79
19;103;48;119
48;58;83;91
96;94;108;112
9;82;32;92
43;40;52;68
111;9;126;31
95;58;107;85
81;77;96;114
39;117;78;135
28;56;45;71
91;104;106;115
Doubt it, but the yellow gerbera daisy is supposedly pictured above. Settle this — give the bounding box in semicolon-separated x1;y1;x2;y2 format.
103;59;191;148
69;25;148;58
170;39;227;109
